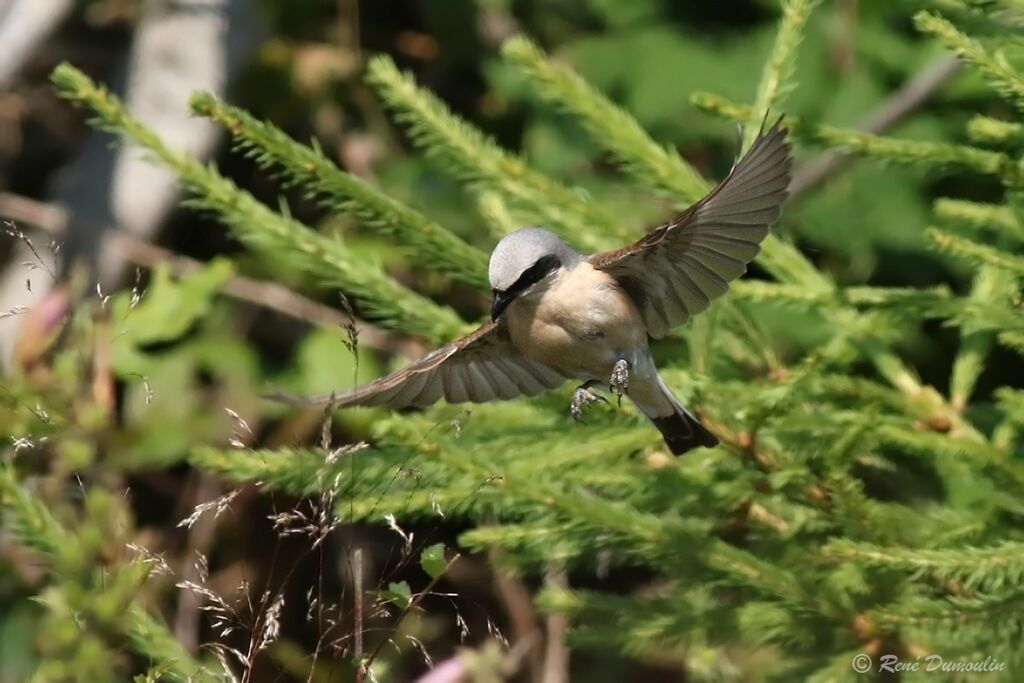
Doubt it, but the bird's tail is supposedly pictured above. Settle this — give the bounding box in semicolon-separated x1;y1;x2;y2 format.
638;375;719;456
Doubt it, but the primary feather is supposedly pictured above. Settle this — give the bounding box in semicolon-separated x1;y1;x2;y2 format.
589;120;792;337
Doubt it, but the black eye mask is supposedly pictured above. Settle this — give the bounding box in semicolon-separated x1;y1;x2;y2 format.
491;254;561;320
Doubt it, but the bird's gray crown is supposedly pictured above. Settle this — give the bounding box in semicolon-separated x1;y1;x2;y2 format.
488;227;581;292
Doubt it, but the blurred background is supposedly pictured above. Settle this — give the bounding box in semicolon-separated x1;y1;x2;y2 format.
0;0;1012;681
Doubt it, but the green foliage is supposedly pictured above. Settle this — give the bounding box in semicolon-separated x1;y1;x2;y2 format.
0;467;217;682
111;259;234;376
5;1;1024;681
365;54;625;252
502;36;711;205
694;91;1022;181
915;10;1024;112
189;92;490;290
743;0;821;150
50;64;466;344
419;543;448;579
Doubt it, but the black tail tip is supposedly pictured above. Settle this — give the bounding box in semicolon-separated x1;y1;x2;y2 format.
652;412;720;456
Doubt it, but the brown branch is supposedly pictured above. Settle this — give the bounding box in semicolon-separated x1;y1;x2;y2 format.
353;546;365;667
789;55;961;201
540;565;569;683
0;191;415;355
173;471;222;653
491;559;543;681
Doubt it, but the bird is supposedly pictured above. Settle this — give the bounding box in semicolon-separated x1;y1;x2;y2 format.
274;120;792;455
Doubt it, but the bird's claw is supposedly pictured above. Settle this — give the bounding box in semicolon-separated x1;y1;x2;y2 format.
571;385;608;422
610;359;629;405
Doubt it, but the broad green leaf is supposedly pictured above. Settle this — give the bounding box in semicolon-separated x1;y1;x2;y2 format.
110;259;234;376
420;543;447;579
376;581;412;610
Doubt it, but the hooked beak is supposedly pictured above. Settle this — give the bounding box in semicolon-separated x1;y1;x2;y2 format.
491;290;514;321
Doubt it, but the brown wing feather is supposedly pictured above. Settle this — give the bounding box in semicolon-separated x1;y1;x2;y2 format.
267;319;569;409
591;120;792;337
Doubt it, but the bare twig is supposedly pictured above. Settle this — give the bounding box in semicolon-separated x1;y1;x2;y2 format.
789;55;961;200
540;565;569;683
174;471;223;653
354;546;365;667
491;558;543;680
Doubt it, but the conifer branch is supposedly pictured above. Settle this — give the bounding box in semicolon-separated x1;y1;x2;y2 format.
730;282;954;316
460;523;585;561
693;93;1022;183
812;128;1014;179
707;543;808;604
501;36;711;206
0;467;66;558
534;589;700;664
998;331;1024;356
951;328;993;412
49;63;465;343
475;190;519;238
761;237;837;292
915;10;1024;112
0;190;396;337
934;198;1024;240
0;467;216;682
843;286;955;312
827;539;1024;593
853;336;982;438
966;115;1024;146
125;608;222;682
364;55;621;251
190;447;338;495
994;387;1024;450
927;227;1024;275
950;268;1015;409
192;444;492;521
744;0;821;150
432;443;810;604
190;92;490;289
996;388;1024;424
873;590;1024;631
876;426;1024;485
435;443;675;548
730;281;833;307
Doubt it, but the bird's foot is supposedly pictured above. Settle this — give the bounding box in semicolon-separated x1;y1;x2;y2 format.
571;383;608;422
610;359;629;405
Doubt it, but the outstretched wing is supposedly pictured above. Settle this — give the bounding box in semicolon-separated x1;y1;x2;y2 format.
269;320;570;408
590;120;792;338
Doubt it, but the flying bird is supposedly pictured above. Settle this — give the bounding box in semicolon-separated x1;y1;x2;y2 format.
276;121;792;455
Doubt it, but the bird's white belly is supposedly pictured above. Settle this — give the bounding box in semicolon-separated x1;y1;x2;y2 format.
506;262;649;381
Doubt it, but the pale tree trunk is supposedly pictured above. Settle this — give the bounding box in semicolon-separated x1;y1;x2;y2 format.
0;0;76;90
0;0;261;363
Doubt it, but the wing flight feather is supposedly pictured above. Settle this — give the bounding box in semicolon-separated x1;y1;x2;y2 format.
590;120;792;338
268;319;569;408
